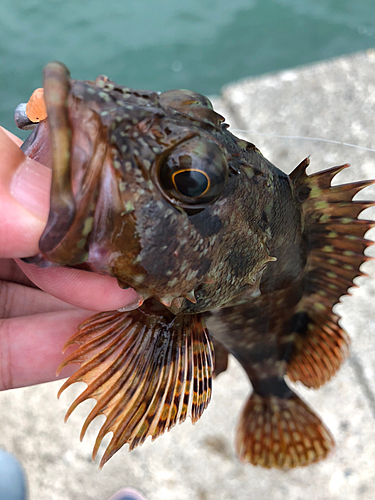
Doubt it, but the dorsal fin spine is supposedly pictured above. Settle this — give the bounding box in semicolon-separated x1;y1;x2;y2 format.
287;161;374;388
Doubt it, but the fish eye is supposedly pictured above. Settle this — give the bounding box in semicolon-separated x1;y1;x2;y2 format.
157;137;228;206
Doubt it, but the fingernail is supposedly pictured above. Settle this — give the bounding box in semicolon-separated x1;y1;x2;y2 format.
117;293;144;312
10;159;51;221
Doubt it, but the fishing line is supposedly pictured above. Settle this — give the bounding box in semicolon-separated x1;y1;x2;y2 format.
230;129;375;154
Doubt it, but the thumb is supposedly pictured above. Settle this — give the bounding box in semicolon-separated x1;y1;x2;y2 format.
0;127;50;258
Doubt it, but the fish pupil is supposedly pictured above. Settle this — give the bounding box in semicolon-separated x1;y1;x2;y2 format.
173;169;209;198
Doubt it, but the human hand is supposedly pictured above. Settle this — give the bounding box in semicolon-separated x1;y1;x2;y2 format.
0;127;140;391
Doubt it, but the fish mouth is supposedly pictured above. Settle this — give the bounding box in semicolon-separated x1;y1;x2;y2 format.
17;63;109;265
16;101;143;311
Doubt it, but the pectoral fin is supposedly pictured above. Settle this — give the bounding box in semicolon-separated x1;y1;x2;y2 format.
57;300;214;467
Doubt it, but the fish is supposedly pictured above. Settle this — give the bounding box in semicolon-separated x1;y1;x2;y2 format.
15;61;374;469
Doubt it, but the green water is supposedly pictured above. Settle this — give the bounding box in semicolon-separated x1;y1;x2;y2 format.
1;0;374;136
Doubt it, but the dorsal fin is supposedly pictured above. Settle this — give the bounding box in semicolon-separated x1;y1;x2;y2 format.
287;161;375;388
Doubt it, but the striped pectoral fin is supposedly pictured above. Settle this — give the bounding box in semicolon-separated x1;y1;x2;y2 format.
57;301;214;468
236;385;334;469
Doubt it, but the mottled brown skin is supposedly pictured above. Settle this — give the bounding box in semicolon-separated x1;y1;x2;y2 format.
19;62;374;468
23;63;291;312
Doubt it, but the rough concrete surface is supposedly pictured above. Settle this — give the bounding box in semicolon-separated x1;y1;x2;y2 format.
1;50;375;499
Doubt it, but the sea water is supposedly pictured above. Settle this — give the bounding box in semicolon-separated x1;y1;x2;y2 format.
0;0;374;135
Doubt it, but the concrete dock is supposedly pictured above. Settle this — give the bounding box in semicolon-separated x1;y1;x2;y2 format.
1;50;374;500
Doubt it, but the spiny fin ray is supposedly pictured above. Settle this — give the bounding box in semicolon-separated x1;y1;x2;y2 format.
287;163;374;388
57;301;213;468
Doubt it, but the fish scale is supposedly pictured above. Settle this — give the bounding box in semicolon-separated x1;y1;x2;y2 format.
15;61;374;469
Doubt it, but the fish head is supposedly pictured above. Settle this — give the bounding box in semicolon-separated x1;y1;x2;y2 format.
20;62;277;313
